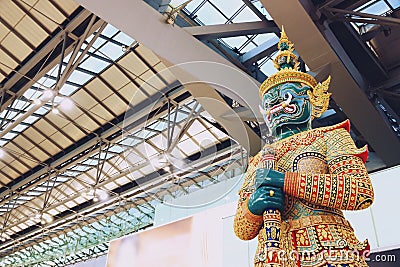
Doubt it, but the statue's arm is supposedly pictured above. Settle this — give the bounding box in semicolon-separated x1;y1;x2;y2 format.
233;156;263;240
283;128;374;210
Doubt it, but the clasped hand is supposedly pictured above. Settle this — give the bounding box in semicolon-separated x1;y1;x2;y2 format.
247;169;285;215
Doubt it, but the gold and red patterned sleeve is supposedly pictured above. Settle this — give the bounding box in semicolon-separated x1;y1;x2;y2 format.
233;153;263;240
283;128;374;210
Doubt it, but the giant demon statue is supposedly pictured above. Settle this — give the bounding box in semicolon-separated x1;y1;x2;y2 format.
234;27;374;267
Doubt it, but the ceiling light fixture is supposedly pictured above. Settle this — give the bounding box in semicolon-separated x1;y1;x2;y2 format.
33;98;42;105
58;97;74;111
52;108;59;115
41;89;55;101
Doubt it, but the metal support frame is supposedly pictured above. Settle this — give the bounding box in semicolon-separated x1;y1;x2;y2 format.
325;7;400;27
0;9;96;112
183;20;278;40
1;143;243;264
75;0;269;159
240;37;278;66
0;16;104;142
242;0;269;21
261;0;400;166
75;0;261;113
0;82;183;246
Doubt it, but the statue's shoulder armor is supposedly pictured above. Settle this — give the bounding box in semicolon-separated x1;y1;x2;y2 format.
318;119;351;134
320;120;368;163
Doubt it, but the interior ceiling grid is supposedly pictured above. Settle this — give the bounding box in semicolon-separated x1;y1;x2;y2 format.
0;0;79;83
0;0;267;265
0;43;178;229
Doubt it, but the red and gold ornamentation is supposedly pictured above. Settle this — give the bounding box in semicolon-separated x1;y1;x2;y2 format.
234;121;373;267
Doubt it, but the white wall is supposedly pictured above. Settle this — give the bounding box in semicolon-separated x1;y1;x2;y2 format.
69;165;400;267
156;166;400;253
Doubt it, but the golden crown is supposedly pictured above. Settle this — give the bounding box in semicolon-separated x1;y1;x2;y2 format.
259;26;331;119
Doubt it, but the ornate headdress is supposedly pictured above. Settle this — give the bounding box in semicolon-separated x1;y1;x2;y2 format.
259;26;331;119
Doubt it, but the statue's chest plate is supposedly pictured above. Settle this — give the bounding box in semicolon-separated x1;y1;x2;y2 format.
293;152;328;174
275;131;327;173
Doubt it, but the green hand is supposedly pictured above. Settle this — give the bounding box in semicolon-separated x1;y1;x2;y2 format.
255;168;285;188
247;186;284;215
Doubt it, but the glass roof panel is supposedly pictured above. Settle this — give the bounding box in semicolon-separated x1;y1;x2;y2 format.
232;6;261;23
67;70;93;85
210;0;245;18
113;32;135;46
253;33;279;46
259;53;278;76
221;35;248;50
78;56;110;73
359;0;390;15
101;24;119;37
252;0;272;19
387;0;400;8
97;41;124;61
177;0;206;13
195;1;227;25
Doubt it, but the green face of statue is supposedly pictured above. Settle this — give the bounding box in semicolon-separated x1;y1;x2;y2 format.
261;82;312;136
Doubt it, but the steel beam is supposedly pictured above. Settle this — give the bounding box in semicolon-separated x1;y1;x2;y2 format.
183;20;279;40
241;37;278;66
0;9;96;112
75;0;263;155
325;7;400;26
261;0;400;166
242;0;269;21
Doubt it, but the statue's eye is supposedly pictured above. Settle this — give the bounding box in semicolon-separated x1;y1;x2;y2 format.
283;92;290;100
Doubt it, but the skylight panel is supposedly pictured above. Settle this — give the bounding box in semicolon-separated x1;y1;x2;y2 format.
131;128;156;139
210;0;244;19
253;33;279;47
113;31;135;46
3;132;18;140
97;151;114;160
240;42;257;53
101;24;119;38
360;0;390;15
22;114;40;124
177;138;199;155
196;1;227;25
11;99;30;110
33;106;49;115
81;158;100;166
175;110;190;123
387;0;400;8
259;54;278;76
36;74;56;88
13;124;29;132
187;119;206;135
232;5;261;23
23;87;42;100
90;37;107;53
221;36;248;50
98;42;124;61
118;136;141;147
67;69;93;85
146;120;168;132
193;130;218;148
59;83;79;96
108;145;125;154
78;56;109;74
252;0;272;19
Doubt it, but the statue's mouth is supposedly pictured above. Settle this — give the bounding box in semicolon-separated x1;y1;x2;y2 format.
266;93;297;122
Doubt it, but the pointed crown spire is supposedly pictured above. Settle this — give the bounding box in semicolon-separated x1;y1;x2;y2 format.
259;26;331;119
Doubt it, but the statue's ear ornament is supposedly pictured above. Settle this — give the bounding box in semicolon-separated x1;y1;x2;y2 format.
307;76;332;120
